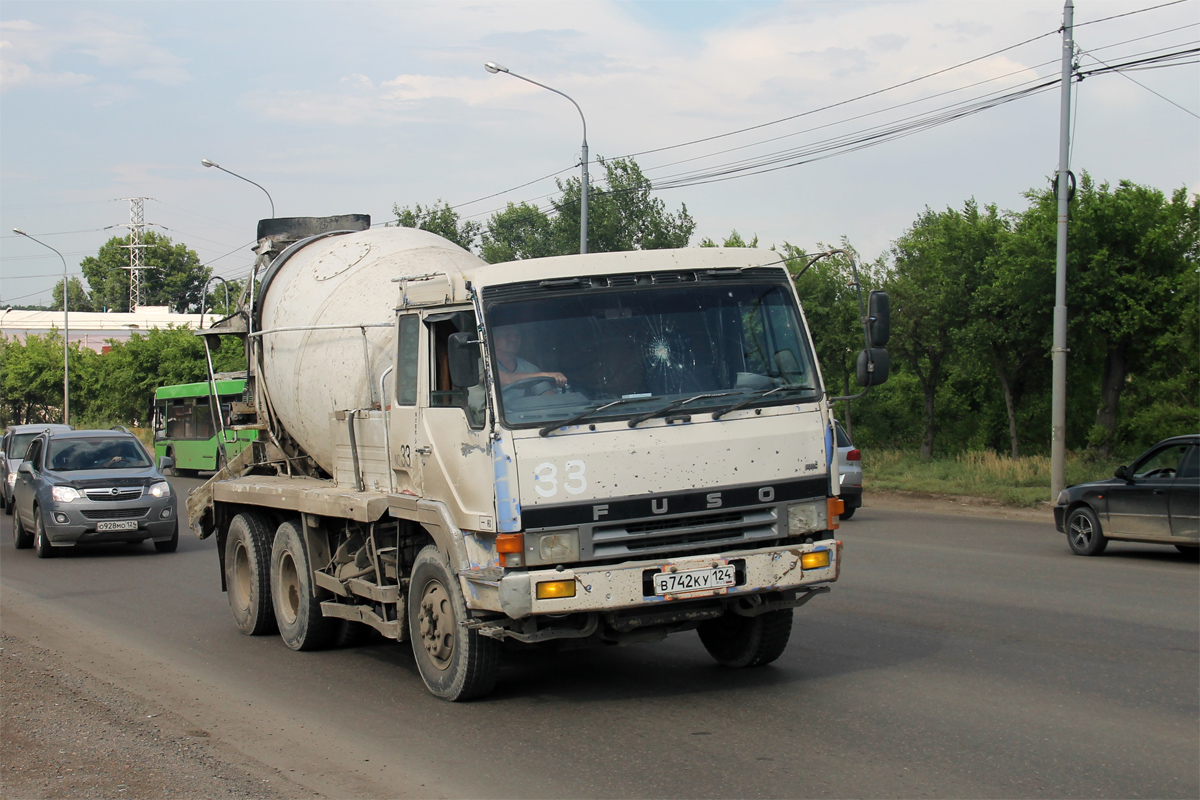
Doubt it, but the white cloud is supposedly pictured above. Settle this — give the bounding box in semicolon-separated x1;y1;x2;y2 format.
0;12;190;93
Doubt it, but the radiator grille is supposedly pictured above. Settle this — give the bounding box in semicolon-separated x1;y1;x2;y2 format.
589;507;778;559
83;487;144;502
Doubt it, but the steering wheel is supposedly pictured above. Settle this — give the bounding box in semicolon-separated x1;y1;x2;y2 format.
503;377;553;397
1142;467;1175;479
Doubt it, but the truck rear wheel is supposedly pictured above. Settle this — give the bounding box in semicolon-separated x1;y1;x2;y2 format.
407;545;500;701
697;608;794;668
271;520;337;651
225;512;277;636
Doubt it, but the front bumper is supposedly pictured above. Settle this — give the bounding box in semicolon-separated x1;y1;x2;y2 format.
486;540;841;620
1053;504;1066;532
42;499;178;545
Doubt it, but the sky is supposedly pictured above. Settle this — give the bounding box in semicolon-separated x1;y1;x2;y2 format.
2;0;1197;308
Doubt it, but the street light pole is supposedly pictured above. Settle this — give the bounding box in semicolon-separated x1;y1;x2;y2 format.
485;62;589;254
201;159;275;218
13;229;70;425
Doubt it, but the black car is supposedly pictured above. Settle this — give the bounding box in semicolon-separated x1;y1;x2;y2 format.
1054;434;1199;556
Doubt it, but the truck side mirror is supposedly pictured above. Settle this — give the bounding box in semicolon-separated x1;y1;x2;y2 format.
857;347;890;386
868;290;890;348
448;332;481;388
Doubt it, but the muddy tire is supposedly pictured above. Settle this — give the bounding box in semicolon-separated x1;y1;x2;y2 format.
334;619;372;648
270;520;336;651
408;545;500;701
33;511;55;559
13;508;32;549
697;608;794;668
225;511;277;636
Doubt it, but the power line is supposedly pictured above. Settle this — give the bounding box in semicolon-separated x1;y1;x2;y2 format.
1074;0;1194;28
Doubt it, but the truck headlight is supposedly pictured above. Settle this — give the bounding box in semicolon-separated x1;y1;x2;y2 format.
788;502;825;536
148;481;171;498
51;486;81;502
524;530;580;566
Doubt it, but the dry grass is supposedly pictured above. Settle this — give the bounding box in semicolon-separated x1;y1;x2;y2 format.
863;449;1119;508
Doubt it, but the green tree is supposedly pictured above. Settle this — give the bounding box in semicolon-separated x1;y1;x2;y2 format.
51;277;95;312
481;202;556;263
82;327;246;426
1059;176;1198;458
392;200;483;252
699;230;759;248
79;231;210;313
887;199;1007;459
554;157;695;254
0;331;75;424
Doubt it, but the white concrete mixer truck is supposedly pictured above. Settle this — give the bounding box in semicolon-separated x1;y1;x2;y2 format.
187;214;890;701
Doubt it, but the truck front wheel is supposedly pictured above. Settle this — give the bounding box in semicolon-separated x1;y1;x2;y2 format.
225;512;277;636
271;520;337;651
697;608;794;668
407;545;500;701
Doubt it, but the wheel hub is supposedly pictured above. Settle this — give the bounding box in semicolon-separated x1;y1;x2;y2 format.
418;580;454;670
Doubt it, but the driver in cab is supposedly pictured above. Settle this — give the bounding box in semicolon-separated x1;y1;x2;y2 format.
493;325;568;396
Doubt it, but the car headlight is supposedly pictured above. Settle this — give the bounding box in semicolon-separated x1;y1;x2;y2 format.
6;472;16;488
1056;490;1069;506
51;486;81;502
148;481;171;498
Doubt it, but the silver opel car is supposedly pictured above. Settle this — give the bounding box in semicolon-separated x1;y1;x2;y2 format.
10;428;178;557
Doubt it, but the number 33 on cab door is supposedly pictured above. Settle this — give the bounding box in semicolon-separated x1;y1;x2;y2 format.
533;461;587;498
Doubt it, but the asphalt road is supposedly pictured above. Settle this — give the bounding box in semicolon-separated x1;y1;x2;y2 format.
2;478;1197;799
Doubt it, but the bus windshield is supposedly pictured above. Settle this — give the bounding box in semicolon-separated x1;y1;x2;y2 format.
152;379;257;472
483;276;821;429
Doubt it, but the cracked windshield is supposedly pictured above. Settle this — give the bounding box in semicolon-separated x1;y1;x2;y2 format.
486;279;821;429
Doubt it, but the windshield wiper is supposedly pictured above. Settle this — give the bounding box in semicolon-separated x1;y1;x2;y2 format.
626;392;740;428
710;385;815;420
539;396;663;437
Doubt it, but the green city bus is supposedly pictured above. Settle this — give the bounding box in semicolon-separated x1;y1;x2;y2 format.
152;379;257;475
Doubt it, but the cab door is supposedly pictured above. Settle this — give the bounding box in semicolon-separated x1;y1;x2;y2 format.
388;313;425;496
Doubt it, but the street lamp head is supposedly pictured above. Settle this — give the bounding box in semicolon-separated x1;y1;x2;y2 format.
201;158;218;168
484;62;508;74
13;228;26;235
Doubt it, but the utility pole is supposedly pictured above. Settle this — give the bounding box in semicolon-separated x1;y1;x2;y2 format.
1051;0;1074;499
119;197;150;311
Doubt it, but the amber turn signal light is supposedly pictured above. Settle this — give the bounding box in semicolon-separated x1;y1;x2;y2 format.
827;497;844;529
536;580;577;599
495;533;524;553
801;550;832;570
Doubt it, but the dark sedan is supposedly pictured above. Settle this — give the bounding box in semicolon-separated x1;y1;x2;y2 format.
1054;434;1199;556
